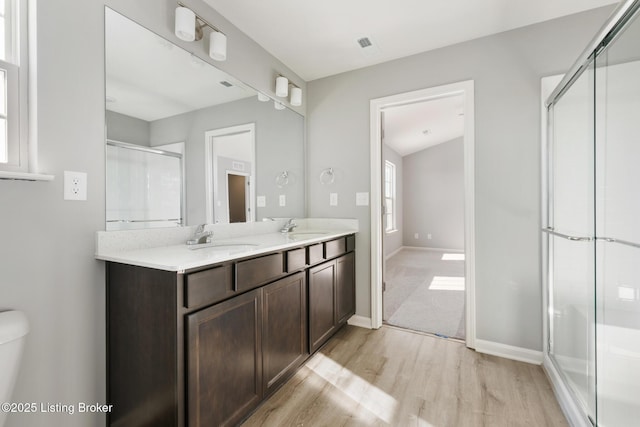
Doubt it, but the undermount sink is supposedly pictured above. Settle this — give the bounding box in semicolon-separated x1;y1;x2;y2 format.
188;242;259;251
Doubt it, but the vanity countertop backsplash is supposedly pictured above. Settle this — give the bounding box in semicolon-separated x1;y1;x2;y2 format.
95;218;358;272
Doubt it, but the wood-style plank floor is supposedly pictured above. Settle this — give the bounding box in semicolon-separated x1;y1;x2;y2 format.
241;325;568;427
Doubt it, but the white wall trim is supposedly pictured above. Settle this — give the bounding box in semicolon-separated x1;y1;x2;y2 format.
386;246;464;261
370;80;476;348
384;247;403;261
475;339;543;365
347;315;373;329
542;355;592;427
402;245;464;253
205;123;256;224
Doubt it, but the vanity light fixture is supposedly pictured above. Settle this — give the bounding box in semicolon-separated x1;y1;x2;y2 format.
209;30;227;61
274;100;286;110
175;3;227;61
275;74;303;106
290;86;302;106
175;6;196;41
275;75;289;97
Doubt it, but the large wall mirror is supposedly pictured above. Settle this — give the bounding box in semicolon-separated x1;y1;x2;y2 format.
105;7;305;230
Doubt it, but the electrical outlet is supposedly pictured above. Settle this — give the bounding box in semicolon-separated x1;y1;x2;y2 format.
279;194;286;207
414;233;419;239
64;171;87;201
427;233;432;240
257;196;266;207
330;193;338;206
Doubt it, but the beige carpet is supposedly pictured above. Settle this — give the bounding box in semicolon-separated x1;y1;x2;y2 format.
384;248;465;339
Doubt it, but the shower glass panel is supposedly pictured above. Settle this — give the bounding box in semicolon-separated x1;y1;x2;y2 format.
546;2;640;425
106;143;183;230
595;10;640;426
548;63;596;420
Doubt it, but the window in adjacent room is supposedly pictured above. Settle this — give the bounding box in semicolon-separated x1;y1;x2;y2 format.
384;160;397;232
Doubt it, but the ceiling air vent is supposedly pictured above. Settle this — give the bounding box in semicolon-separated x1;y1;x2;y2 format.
219;81;233;87
357;37;372;48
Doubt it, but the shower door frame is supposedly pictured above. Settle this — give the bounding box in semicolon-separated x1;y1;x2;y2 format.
106;139;185;229
542;0;640;425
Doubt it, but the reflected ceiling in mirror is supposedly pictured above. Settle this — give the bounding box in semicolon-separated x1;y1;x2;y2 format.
104;8;305;231
106;8;254;121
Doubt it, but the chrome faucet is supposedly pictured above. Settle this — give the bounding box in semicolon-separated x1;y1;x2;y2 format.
280;219;297;233
187;224;213;245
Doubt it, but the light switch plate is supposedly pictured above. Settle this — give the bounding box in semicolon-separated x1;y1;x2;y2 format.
64;171;87;201
356;192;369;206
279;194;286;207
257;196;266;207
330;193;338;206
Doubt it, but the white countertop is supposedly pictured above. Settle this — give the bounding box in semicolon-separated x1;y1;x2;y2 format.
95;219;358;272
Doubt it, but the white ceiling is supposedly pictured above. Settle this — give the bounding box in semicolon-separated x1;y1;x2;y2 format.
202;0;616;155
203;0;617;81
383;95;465;157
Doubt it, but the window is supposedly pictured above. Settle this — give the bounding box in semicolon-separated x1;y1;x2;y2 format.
384;160;396;232
0;0;29;172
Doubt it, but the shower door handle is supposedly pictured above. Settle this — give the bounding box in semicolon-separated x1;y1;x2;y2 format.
596;236;640;249
542;227;593;242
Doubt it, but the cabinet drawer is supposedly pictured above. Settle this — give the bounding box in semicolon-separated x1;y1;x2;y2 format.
236;253;284;292
307;244;324;265
185;265;234;309
324;237;346;259
286;248;306;272
346;234;356;252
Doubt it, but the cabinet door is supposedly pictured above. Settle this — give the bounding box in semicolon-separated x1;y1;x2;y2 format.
336;252;355;325
262;272;307;396
308;261;337;353
187;289;262;427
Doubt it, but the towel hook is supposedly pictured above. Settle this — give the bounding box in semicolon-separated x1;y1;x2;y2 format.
319;167;335;185
275;171;289;188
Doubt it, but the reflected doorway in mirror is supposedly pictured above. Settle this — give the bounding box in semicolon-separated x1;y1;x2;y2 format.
205;123;256;224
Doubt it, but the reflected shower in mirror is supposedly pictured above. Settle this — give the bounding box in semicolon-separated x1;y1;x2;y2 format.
104;7;305;230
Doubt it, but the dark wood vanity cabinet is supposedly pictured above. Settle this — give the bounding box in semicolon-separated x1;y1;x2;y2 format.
336;251;356;324
261;272;307;396
187;289;263;427
308;260;337;353
186;271;306;427
107;234;354;427
308;251;356;353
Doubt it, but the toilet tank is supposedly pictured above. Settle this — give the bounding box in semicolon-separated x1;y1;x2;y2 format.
0;311;29;427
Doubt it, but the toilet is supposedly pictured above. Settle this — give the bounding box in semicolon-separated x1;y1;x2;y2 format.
0;311;29;427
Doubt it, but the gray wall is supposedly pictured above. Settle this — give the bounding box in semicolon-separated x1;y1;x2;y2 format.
306;6;614;351
149;96;305;224
403;138;464;250
382;144;403;257
105;110;150;146
0;0;304;426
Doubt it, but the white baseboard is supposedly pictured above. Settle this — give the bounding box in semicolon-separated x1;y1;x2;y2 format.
385;247;403;260
402;245;464;253
347;315;373;329
475;339;543;365
542;355;592;427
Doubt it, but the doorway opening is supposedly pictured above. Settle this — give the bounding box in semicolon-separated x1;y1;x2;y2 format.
370;81;476;348
226;171;250;223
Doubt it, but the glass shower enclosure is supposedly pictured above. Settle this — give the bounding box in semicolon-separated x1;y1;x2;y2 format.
106;140;184;230
543;1;640;425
